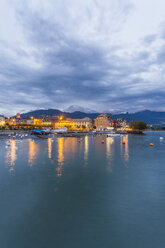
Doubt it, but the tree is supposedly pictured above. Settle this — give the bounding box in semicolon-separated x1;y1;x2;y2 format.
130;121;147;130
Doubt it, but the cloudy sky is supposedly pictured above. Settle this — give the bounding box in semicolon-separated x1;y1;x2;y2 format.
0;0;165;115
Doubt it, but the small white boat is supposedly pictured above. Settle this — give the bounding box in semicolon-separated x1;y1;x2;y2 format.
107;133;121;137
160;137;163;140
52;128;68;133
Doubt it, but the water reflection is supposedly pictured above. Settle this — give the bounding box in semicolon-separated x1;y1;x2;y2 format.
84;136;89;167
106;137;114;172
48;138;52;159
63;138;77;158
56;138;64;177
5;140;17;173
28;139;39;166
121;135;129;162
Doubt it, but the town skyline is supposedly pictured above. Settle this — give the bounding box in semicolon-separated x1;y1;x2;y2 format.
1;107;165;126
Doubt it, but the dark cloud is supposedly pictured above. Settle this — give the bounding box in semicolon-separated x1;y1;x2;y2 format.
0;2;165;114
143;34;157;44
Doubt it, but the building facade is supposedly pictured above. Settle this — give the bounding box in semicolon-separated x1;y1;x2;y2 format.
54;119;74;129
54;117;92;130
16;113;21;119
69;117;92;129
95;114;113;131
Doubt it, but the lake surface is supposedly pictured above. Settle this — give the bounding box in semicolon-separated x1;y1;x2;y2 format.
0;132;165;248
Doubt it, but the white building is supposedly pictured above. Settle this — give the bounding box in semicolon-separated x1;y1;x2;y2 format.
70;117;92;129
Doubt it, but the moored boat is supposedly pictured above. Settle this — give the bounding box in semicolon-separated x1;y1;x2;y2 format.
31;129;52;138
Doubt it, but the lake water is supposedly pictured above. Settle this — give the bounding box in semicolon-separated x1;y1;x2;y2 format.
0;132;165;248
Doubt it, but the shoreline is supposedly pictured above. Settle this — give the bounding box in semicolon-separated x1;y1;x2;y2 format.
0;129;163;139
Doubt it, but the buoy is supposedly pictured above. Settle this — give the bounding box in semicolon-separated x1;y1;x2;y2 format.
160;137;163;140
150;143;154;147
122;141;126;145
101;140;105;144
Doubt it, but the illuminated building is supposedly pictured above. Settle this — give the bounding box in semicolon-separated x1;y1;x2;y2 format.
5;139;17;173
26;119;34;124
0;115;5;126
33;119;44;126
54;119;75;129
54;117;92;130
70;118;92;129
95;114;113;131
16;113;21;118
8;118;16;125
43;121;52;126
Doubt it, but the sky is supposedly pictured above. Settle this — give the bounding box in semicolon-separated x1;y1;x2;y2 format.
0;0;165;115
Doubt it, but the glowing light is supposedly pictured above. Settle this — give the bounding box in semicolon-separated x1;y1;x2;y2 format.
57;138;64;176
84;136;89;167
48;138;52;159
106;137;114;172
5;139;17;173
28;140;38;166
0;121;5;126
121;135;129;162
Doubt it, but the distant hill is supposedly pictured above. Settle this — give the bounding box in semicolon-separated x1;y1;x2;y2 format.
113;110;165;125
20;109;100;120
20;109;62;118
19;109;165;125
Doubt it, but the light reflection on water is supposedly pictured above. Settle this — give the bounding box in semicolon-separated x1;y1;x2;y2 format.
5;139;17;174
120;135;129;162
63;137;77;158
84;135;89;167
28;139;39;167
1;132;165;248
3;135;130;175
47;138;52;159
106;137;114;172
56;137;64;177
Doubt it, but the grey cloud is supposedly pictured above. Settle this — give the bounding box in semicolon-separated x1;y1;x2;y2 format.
143;34;157;44
0;1;165;114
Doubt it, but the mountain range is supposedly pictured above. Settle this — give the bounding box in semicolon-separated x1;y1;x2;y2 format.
19;109;165;125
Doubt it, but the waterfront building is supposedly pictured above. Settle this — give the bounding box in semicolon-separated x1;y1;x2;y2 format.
69;117;92;129
33;119;43;126
54;117;92;130
42;121;52;126
16;113;21;119
95;114;113;131
26;119;34;125
31;118;51;126
54;119;74;129
5;116;52;127
115;119;127;128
